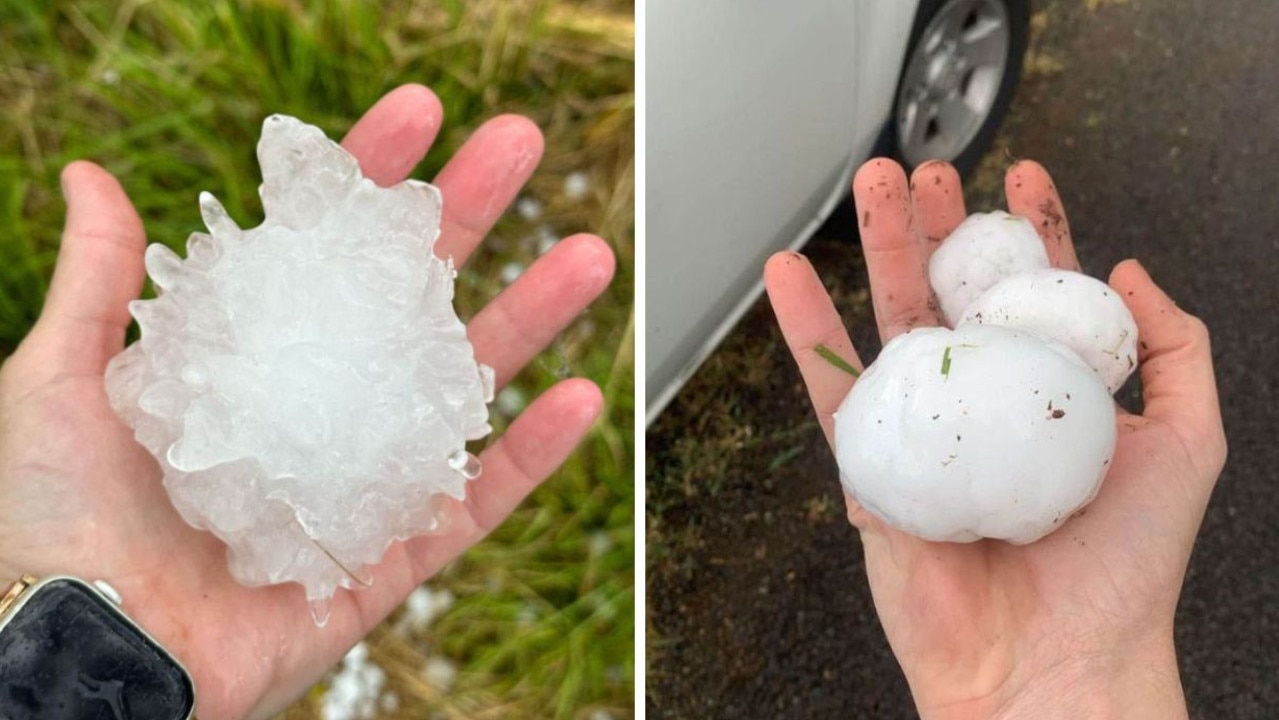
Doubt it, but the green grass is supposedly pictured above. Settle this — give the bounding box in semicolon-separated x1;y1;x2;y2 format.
1;0;633;717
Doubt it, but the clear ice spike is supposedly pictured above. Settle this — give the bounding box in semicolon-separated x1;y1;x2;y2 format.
448;449;482;480
144;244;185;292
198;191;242;242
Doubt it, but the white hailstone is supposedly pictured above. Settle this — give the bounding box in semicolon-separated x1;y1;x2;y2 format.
344;642;370;667
500;261;525;284
322;642;386;720
928;211;1050;326
104;115;494;624
960;268;1139;393
536;224;560;255
380;692;399;713
403;585;455;631
564;171;591;201
496;386;527;417
588;530;612;556
423;656;458;690
588;711;616;720
833;325;1116;544
516;196;543;220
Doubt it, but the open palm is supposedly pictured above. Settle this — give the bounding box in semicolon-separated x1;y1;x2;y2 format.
0;85;614;719
765;159;1226;719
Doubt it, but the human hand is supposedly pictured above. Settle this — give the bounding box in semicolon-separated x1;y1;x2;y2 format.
764;158;1226;720
0;84;614;719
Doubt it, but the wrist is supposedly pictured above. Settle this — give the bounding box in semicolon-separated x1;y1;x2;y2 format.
916;632;1186;720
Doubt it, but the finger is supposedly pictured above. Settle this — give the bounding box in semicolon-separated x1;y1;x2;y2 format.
1005;160;1081;270
909;160;966;259
352;377;602;631
853;158;941;340
469;234;615;389
763;253;915;550
32;161;146;374
358;378;601;629
1109;260;1226;470
460;378;603;540
433;115;544;267
764;251;862;445
340;84;443;187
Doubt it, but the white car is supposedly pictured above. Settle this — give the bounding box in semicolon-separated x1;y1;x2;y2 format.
647;0;1031;422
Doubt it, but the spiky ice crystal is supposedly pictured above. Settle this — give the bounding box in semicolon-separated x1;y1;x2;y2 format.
105;115;493;622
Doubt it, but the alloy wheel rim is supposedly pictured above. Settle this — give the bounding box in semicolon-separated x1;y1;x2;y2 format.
897;0;1011;166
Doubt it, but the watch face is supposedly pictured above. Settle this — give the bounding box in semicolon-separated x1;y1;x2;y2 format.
0;578;195;720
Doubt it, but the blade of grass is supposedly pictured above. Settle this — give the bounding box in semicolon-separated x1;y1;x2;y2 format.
815;344;861;378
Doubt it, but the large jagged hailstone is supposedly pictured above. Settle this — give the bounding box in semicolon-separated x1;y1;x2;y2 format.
959;268;1139;393
833;325;1116;544
928;211;1050;325
105;115;493;622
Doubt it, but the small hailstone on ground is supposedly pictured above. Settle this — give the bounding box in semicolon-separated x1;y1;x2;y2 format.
403;585;455;631
423;656;458;690
345;641;369;666
500;261;525;284
536;224;560;255
516;196;543;220
496;386;527;417
321;642;386;720
104;115;494;623
588;711;616;720
928;211;1049;325
564;171;591;200
379;693;399;713
588;530;612;556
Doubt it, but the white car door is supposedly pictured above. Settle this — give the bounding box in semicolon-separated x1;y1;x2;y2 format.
646;0;919;421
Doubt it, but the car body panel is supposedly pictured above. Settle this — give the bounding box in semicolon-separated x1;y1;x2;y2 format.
646;0;920;422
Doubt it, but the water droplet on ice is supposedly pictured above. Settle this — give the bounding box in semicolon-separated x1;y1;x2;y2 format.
447;450;482;480
309;598;332;627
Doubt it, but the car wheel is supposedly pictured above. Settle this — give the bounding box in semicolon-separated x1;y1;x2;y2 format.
890;0;1031;175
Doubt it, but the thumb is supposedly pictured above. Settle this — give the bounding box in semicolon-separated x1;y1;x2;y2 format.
30;161;146;374
1109;259;1226;475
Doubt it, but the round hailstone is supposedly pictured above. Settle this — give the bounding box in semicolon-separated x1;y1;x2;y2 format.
833;325;1116;544
959;268;1139;393
929;211;1050;326
105;115;493;623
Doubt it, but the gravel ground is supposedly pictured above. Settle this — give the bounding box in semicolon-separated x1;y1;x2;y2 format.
648;0;1279;717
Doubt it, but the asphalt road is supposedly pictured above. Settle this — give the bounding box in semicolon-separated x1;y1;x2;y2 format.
649;0;1279;717
1010;1;1279;715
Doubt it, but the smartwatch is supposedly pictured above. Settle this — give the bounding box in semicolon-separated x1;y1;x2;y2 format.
0;574;196;719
